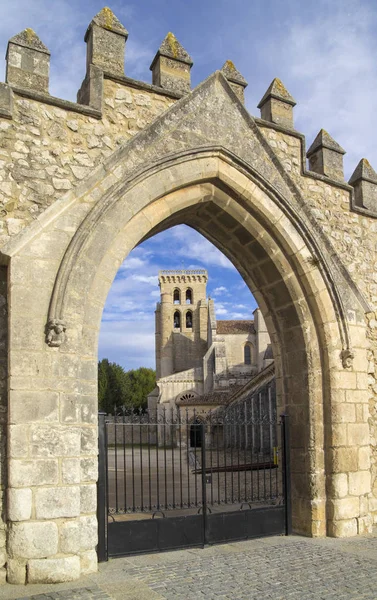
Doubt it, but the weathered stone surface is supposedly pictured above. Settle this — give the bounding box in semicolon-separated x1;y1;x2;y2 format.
80;549;98;575
80;457;98;482
28;556;80;583
8;488;32;521
62;457;81;484
9;522;58;558
80;484;97;513
30;424;81;457
80;515;98;551
6;558;26;584
59;520;80;554
9;458;58;487
35;486;80;519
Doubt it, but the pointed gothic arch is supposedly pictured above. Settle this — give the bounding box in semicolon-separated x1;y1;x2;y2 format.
1;70;371;583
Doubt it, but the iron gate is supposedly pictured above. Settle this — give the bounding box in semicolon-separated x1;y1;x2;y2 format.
97;407;291;560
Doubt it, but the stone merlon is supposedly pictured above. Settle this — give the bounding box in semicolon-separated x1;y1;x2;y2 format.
150;33;193;96
6;29;50;93
349;158;377;212
307;129;345;182
220;60;247;103
257;78;296;128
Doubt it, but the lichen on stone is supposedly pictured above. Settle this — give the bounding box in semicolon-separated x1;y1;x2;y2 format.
100;7;115;31
166;32;179;59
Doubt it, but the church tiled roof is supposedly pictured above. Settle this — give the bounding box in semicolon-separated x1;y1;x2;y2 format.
216;320;255;334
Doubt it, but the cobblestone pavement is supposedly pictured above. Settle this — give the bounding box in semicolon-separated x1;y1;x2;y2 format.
3;533;377;600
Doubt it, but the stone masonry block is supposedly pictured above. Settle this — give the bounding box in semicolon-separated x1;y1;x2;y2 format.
6;558;26;585
60;394;81;423
9;391;59;424
9;424;29;458
28;556;80;583
357;515;373;535
331;403;355;423
80;457;98;482
347;423;370;446
62;458;81;484
9;522;58;559
329;497;360;520
8;487;32;521
328;473;348;499
81;426;98;454
359;446;371;470
348;471;371;496
328;518;358;538
30;424;81;457
80;549;98;575
60;520;80;554
9;459;58;487
332;447;359;473
35;486;80;519
80;484;96;513
80;515;98;551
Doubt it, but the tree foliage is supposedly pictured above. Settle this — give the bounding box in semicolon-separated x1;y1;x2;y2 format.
98;359;156;413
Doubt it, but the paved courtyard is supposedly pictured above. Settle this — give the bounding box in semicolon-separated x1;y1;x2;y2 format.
2;533;377;600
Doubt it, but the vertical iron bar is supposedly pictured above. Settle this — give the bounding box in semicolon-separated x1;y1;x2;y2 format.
243;402;247;502
114;409;118;513
178;410;183;508
281;414;292;535
223;416;227;503
139;411;143;511
216;416;220;505
186;408;190;507
131;413;135;512
237;405;241;503
156;412;160;510
201;423;207;547
230;412;234;503
194;409;198;506
122;409;126;511
97;412;108;562
209;410;213;506
163;405;168;509
251;396;255;501
148;419;152;511
171;409;176;509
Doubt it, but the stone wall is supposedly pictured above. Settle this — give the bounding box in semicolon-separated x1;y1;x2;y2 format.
0;4;376;586
0;79;174;245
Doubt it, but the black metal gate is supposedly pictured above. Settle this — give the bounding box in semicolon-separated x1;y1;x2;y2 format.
97;406;291;560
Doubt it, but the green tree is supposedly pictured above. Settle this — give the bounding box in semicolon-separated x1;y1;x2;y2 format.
98;360;156;412
123;367;156;410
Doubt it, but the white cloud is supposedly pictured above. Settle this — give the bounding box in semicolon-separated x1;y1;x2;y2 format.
262;0;377;177
213;286;227;295
120;257;147;271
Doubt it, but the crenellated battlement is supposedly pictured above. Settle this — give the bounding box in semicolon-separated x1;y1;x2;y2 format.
0;4;376;235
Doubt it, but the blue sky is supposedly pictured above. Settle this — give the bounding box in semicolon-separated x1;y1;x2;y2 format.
1;0;376;370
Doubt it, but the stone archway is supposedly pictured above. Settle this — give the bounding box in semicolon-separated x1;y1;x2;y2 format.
1;75;371;583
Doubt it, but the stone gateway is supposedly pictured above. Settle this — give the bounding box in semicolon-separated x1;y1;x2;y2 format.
0;6;377;585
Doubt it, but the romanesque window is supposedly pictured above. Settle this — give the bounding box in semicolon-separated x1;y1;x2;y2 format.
186;288;193;304
173;289;180;304
186;310;193;328
174;311;181;328
244;343;252;365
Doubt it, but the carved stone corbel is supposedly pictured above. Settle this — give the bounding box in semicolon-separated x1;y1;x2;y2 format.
46;318;66;347
341;348;354;369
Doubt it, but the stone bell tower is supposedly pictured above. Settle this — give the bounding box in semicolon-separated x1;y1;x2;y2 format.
155;270;209;378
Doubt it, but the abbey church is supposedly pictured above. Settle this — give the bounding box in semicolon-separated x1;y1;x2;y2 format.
148;269;274;413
